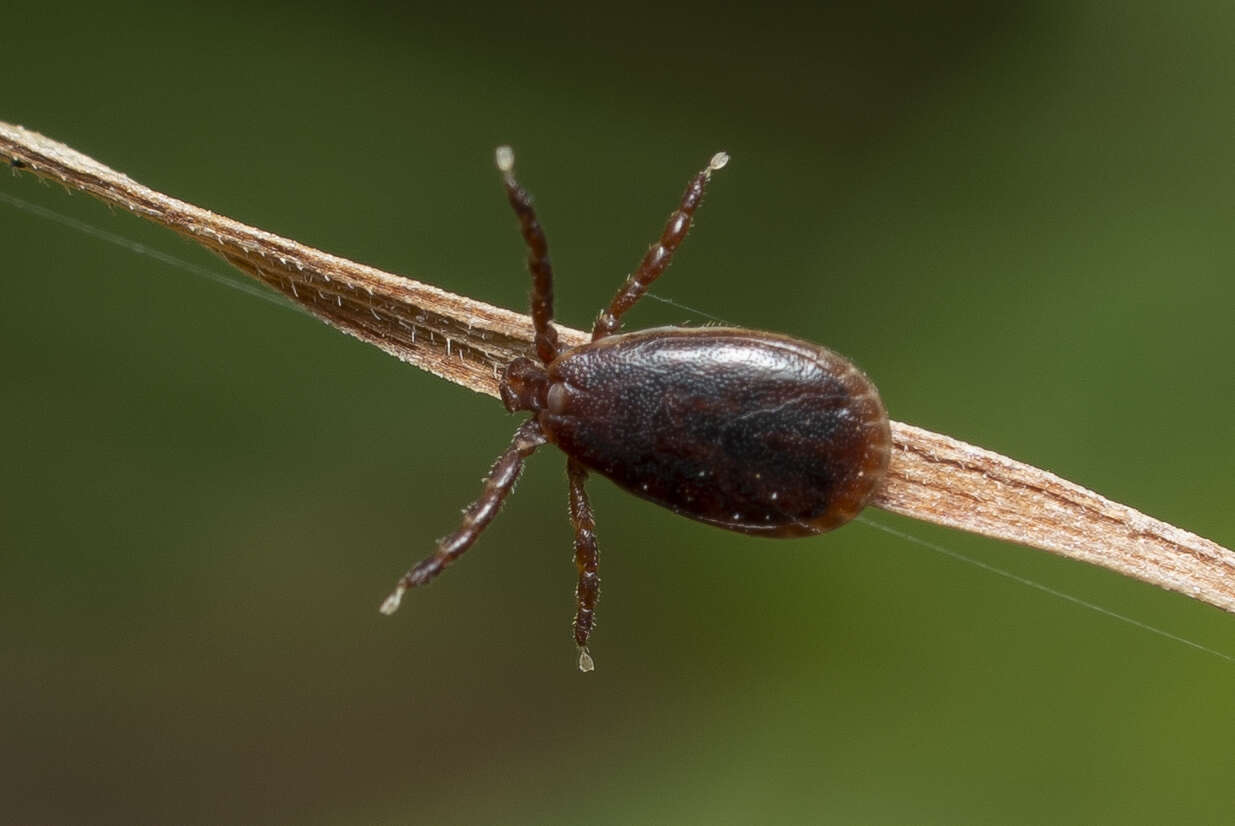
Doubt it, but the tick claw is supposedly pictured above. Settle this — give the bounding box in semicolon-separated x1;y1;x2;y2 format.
379;585;407;615
578;647;595;672
495;145;515;173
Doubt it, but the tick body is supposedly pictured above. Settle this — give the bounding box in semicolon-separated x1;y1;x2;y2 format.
381;148;891;671
539;327;889;536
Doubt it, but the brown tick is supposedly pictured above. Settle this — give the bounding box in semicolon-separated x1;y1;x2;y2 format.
380;148;892;671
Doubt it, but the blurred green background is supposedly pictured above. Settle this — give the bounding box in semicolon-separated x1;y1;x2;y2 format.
3;1;1234;823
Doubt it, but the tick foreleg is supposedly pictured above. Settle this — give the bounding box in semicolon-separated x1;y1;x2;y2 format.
379;418;547;615
567;458;600;672
496;146;560;365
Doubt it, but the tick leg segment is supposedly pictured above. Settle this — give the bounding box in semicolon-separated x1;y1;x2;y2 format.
592;151;729;341
567;458;600;672
379;418;547;615
496;146;560;365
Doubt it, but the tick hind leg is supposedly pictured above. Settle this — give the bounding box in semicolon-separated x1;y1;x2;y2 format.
496;146;560;366
379;419;546;615
592;151;729;340
567;458;600;672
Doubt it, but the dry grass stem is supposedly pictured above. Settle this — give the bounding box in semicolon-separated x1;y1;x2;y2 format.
4;120;1232;615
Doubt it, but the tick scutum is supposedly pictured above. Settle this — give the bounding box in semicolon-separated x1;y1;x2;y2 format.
540;327;891;536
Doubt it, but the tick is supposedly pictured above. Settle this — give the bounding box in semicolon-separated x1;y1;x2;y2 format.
380;148;892;671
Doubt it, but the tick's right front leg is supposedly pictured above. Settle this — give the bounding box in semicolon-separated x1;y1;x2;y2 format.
496;146;560;366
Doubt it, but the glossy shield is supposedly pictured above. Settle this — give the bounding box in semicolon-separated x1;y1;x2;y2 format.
540;327;891;536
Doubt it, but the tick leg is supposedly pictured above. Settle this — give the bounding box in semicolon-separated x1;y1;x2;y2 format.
592;151;729;340
379;418;547;615
496;147;560;366
567;458;600;672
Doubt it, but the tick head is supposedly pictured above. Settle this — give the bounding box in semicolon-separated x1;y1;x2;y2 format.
499;356;550;413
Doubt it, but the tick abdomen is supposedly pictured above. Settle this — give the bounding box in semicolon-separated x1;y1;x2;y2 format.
541;327;891;536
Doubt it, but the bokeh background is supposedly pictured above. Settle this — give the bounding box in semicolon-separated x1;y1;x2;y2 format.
3;2;1234;823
